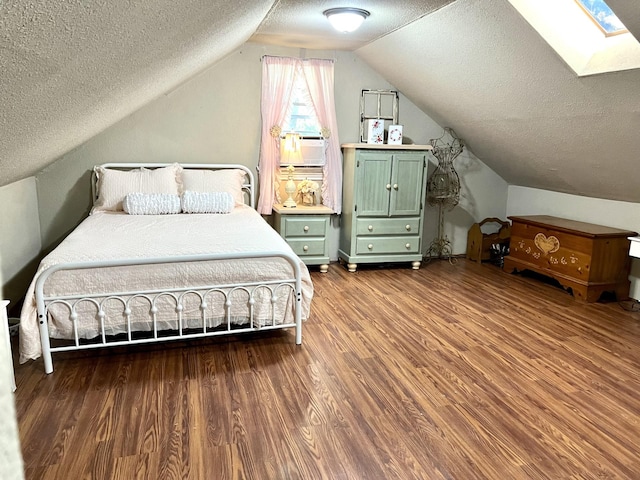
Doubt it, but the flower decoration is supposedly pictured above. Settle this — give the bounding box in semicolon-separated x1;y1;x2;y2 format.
297;178;319;206
320;127;331;139
297;178;319;194
270;125;282;138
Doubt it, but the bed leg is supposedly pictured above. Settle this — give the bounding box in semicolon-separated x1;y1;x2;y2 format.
41;329;54;374
40;332;53;375
43;353;54;375
295;324;302;345
37;313;54;374
294;276;302;345
295;296;302;345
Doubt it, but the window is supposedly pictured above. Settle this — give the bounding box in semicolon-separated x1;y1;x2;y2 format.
258;56;342;214
575;0;627;36
509;0;640;76
283;72;322;137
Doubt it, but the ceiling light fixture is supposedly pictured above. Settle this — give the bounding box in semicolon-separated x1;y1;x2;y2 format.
323;7;370;33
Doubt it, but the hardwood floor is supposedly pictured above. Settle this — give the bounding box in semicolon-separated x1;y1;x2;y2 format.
12;259;640;479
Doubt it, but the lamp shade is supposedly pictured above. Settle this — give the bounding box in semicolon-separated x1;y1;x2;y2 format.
324;8;370;33
283;132;301;153
281;132;303;165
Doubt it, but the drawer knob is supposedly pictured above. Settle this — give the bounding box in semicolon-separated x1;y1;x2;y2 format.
368;225;373;231
303;225;310;232
303;245;309;252
405;224;411;231
405;243;411;249
393;184;398;190
386;184;391;190
368;244;374;250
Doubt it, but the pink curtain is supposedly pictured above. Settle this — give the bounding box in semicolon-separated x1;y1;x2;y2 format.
302;59;342;214
257;56;298;214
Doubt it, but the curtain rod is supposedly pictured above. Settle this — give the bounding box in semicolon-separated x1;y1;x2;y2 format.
260;54;336;63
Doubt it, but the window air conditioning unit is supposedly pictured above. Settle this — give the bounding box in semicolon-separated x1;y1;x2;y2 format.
280;138;326;166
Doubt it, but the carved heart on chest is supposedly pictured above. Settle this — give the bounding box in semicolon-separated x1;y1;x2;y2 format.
534;233;560;254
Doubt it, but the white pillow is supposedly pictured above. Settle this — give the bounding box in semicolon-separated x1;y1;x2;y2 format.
123;193;181;215
92;163;182;213
181;191;235;214
181;169;246;205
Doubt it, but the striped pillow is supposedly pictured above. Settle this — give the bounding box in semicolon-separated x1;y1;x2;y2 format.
92;163;183;213
181;169;246;205
181;191;235;214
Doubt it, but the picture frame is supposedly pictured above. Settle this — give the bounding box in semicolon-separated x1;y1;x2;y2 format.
388;125;403;145
367;119;385;144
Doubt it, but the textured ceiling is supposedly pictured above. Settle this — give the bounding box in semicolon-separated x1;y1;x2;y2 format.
250;0;454;50
0;0;274;186
1;0;639;205
0;0;449;187
357;0;640;203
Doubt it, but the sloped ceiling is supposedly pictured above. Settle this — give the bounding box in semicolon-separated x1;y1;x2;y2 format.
250;0;454;50
357;0;640;203
0;0;274;186
0;0;446;187
1;0;639;204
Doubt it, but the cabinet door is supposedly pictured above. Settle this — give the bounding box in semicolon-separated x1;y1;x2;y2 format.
390;153;425;217
355;152;392;217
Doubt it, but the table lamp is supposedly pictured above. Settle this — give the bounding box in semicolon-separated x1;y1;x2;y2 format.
281;133;302;208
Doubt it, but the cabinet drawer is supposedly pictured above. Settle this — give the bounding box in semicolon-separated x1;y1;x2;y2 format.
287;238;326;256
356;236;420;255
356;218;420;236
284;217;327;237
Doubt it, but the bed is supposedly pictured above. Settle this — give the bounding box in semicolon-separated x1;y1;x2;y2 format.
19;163;313;374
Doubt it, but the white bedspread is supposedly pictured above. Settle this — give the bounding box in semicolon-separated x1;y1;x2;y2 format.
19;206;313;363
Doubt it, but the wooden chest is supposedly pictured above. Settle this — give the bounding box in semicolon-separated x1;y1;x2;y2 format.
503;215;637;302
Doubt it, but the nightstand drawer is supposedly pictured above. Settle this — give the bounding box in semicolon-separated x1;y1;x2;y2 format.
287;238;326;256
356;218;420;236
356;236;420;255
272;204;333;271
284;217;328;237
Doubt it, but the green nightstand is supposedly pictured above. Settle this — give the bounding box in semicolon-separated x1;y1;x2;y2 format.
273;203;333;272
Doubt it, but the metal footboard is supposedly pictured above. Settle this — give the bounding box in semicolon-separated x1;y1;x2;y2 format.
35;251;303;374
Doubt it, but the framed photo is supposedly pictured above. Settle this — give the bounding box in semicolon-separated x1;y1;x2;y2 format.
388;125;403;145
367;119;385;144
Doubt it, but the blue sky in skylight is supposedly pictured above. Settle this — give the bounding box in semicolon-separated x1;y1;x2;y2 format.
576;0;626;34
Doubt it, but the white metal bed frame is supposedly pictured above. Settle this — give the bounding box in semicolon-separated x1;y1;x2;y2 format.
35;163;303;374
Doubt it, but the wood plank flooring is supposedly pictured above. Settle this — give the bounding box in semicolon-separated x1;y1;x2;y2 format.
12;259;640;479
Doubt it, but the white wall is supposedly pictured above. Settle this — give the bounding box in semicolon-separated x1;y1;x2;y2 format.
507;186;640;299
34;42;507;263
0;178;41;282
0;178;41;306
0;297;23;479
37;44;437;251
0;299;23;479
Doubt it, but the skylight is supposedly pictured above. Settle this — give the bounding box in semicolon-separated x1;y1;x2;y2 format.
509;0;640;76
575;0;628;36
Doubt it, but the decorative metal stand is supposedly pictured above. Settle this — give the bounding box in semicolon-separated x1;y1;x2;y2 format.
425;127;464;264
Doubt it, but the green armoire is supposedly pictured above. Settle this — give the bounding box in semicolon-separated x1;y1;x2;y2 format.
339;144;431;272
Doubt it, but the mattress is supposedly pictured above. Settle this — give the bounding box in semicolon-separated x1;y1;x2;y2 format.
19;205;313;363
